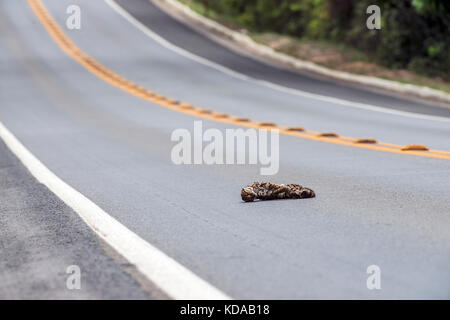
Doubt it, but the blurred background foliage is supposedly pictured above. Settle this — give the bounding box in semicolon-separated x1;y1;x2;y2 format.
194;0;449;79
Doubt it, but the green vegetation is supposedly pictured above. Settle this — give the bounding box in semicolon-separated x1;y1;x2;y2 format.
182;0;449;80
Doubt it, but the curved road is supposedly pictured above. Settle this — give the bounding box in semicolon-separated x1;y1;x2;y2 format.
1;0;449;299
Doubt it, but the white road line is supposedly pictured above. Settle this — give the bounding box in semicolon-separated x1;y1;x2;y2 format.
0;120;231;300
104;0;450;123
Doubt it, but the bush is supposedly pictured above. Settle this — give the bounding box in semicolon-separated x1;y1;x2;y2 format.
196;0;450;78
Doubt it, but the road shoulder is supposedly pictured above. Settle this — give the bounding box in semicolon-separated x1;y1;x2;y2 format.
0;139;158;299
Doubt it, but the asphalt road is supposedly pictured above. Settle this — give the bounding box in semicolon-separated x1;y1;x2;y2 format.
0;0;449;299
0;139;154;299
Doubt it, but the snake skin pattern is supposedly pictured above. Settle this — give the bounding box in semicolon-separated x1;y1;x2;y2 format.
241;182;316;202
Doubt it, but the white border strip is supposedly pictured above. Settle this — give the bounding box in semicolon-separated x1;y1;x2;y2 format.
0;120;231;300
156;0;450;105
104;0;450;123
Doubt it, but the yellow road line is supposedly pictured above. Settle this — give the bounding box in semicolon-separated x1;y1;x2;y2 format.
28;0;450;161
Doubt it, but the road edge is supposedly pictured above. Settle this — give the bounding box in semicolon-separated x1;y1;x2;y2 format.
0;115;231;300
152;0;450;105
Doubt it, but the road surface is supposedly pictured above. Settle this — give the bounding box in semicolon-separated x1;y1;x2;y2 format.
0;0;449;299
